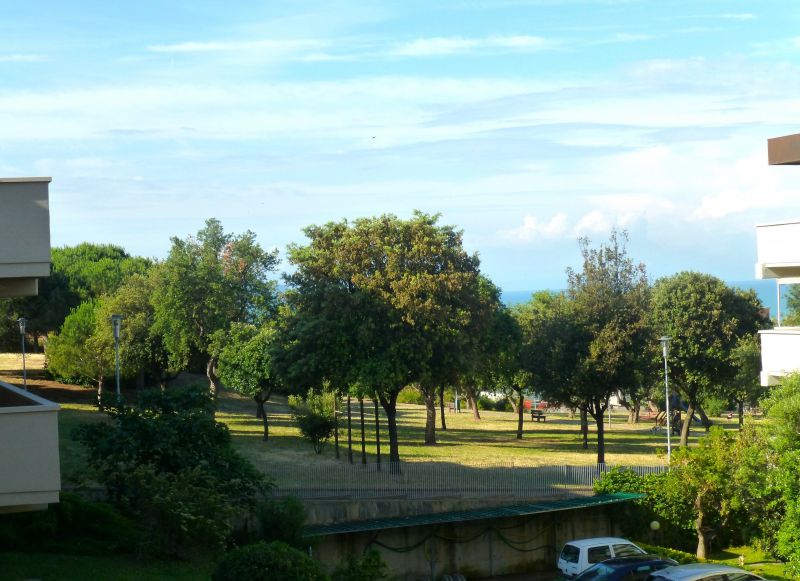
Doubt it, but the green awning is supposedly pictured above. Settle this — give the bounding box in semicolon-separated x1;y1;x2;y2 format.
305;492;643;537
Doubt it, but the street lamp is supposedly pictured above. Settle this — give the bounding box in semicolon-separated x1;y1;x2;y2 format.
17;318;27;390
111;314;124;401
659;336;672;464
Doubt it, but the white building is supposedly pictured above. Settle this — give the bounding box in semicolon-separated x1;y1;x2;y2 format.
756;135;800;386
0;177;61;513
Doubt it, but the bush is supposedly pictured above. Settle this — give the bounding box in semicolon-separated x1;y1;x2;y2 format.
0;493;140;555
332;549;389;581
118;465;235;559
289;389;336;454
255;496;308;549
72;385;267;557
397;386;425;405
212;541;328;581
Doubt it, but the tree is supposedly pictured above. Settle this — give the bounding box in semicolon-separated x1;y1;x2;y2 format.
51;243;151;302
152;219;279;397
95;272;177;390
651;272;763;446
566;230;650;463
288;389;337;454
285;212;482;462
46;300;114;407
218;322;282;440
728;335;765;428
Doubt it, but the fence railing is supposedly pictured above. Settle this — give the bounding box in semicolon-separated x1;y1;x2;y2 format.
269;461;666;500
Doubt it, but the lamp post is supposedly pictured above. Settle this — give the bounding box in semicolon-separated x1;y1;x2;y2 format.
659;336;671;463
17;318;27;390
111;314;124;401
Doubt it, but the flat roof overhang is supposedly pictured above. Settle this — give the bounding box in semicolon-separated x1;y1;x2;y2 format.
305;492;644;537
769;133;800;165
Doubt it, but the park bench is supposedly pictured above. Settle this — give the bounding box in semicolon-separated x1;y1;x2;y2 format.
530;409;546;422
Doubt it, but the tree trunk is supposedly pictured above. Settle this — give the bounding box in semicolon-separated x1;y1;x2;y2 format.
378;392;401;469
509;396;519;414
628;400;641;423
374;399;381;470
97;376;105;410
136;368;146;390
206;356;221;398
580;407;589;449
32;332;40;353
680;400;695;446
695;499;707;559
347;395;353;463
516;391;525;440
594;406;606;465
439;385;447;431
333;396;339;459
255;396;269;441
696;405;713;431
359;398;366;464
568;407;576;420
468;391;481;420
424;389;437;445
738;400;744;429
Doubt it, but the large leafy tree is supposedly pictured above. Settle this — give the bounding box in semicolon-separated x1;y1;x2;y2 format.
566;230;650;464
218;322;282;440
514;291;579;439
51;243;151;302
152;219;279;396
651;272;762;446
96;273;177;389
46;300;115;406
285;212;482;462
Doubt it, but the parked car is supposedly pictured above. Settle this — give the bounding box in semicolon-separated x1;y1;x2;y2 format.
645;563;765;581
557;537;647;578
575;555;678;580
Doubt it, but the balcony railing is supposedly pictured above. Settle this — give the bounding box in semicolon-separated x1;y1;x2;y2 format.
759;328;800;386
0;380;60;513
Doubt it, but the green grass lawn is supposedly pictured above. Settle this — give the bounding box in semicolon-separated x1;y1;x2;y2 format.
0;552;214;581
711;545;788;580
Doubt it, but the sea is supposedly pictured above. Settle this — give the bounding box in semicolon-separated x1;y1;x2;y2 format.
501;279;784;318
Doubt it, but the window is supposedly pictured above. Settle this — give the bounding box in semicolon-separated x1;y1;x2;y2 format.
588;545;612;564
561;545;580;564
613;543;646;557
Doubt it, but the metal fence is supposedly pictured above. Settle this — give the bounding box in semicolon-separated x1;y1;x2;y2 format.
268;461;666;500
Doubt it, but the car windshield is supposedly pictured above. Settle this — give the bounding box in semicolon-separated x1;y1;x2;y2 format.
576;563;616;580
561;544;580;563
613;543;646;557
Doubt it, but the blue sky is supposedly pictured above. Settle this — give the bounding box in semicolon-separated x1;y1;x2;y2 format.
2;0;800;291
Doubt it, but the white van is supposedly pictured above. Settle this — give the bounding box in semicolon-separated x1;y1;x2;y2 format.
557;537;646;578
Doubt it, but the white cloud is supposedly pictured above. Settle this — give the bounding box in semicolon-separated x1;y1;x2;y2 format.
0;54;47;63
721;13;756;21
573;210;612;236
502;213;568;241
392;35;550;57
147;39;326;54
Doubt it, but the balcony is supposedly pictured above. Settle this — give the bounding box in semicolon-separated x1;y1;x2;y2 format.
0;178;51;297
755;220;800;281
0;381;61;513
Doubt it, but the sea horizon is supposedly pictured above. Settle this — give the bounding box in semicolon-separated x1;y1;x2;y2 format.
501;279;784;318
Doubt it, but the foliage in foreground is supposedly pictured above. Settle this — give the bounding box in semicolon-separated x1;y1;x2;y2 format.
212;541;328;581
73;385;267;558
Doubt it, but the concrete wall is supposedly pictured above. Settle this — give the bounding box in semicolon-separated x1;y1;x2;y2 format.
0;177;51;297
312;504;619;580
0;381;61;513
